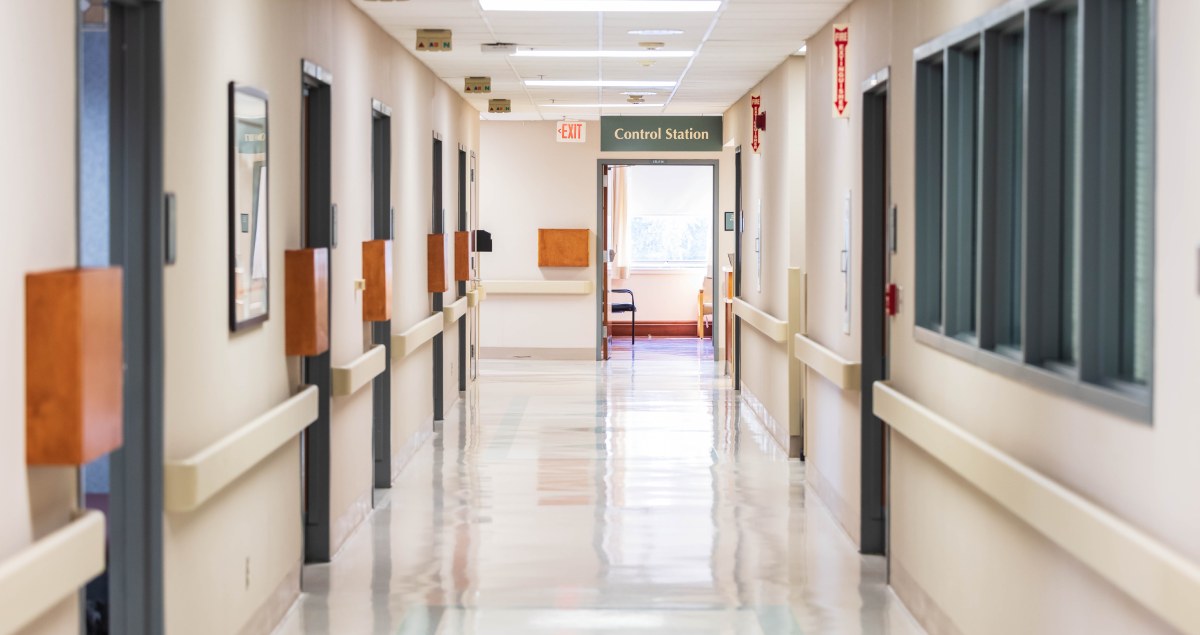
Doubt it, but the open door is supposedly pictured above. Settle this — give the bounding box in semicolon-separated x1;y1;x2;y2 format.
861;73;890;556
600;165;611;360
469;152;480;383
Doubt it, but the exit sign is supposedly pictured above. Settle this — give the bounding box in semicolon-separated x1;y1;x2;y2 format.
556;121;586;143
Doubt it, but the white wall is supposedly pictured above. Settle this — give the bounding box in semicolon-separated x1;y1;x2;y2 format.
0;3;82;633
161;0;478;632
479;121;733;357
804;0;1200;632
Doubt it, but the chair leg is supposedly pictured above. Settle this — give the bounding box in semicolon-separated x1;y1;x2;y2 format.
631;312;635;345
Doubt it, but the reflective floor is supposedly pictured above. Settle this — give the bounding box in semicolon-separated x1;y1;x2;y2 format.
276;359;923;634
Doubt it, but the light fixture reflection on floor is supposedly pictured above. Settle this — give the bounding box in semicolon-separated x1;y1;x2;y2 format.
525;80;677;88
513;50;693;58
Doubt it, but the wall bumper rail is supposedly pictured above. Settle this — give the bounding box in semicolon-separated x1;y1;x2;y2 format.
481;280;594;295
443;297;468;325
164;386;319;513
392;313;444;360
0;510;105;635
332;345;387;398
873;382;1200;635
794;334;860;390
467;288;485;307
732;298;788;343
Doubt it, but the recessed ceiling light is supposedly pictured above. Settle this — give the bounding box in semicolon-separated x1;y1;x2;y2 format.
621;91;658;96
628;29;685;36
796;43;807;55
513;50;693;58
481;0;719;12
540;103;662;107
525;79;677;88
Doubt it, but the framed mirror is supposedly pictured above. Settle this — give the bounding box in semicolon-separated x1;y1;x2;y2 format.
228;83;270;331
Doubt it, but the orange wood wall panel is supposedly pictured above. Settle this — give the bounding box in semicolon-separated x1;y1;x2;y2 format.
454;231;470;282
363;240;392;322
538;229;590;267
427;234;447;293
26;268;124;466
285;248;330;356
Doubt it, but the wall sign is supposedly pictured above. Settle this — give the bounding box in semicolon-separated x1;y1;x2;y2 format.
751;96;763;153
556;120;586;143
833;24;850;118
600;116;723;152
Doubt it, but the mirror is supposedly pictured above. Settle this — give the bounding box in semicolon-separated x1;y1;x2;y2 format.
229;83;270;331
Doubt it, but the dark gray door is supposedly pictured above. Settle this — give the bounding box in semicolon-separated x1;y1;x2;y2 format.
432;137;445;421
371;109;392;489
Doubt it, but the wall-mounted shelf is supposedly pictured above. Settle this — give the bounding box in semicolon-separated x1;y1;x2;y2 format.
427;234;447;293
25;268;124;466
454;232;470;281
362;240;392;322
285;249;329;357
537;229;590;267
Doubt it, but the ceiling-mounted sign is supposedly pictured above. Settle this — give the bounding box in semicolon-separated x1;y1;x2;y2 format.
833;24;850;118
600;116;723;152
488;99;512;113
464;76;492;94
417;29;453;52
556;120;586;143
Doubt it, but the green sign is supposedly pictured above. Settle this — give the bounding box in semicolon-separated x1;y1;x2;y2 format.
601;116;723;152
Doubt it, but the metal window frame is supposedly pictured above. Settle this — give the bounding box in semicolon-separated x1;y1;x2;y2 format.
914;56;945;331
911;0;1154;423
943;40;982;341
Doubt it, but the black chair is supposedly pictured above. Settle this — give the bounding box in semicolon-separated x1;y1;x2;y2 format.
610;288;636;344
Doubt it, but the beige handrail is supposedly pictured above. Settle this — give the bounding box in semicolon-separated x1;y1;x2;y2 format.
0;510;106;635
332;345;386;397
794;334;861;390
392;313;443;359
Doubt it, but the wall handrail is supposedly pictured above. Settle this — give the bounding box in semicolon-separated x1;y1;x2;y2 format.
443;297;468;325
0;510;105;635
392;313;443;360
732;298;788;343
331;345;386;398
164;386;319;513
794;334;861;391
467;288;484;307
874;382;1200;635
481;280;594;295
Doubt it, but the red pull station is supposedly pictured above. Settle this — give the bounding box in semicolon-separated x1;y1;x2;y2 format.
755;112;767;131
885;284;899;317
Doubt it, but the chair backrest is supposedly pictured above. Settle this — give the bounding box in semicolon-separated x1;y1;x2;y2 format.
701;276;713;303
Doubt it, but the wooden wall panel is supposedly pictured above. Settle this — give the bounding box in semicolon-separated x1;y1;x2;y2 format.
26;268;124;466
285;248;329;356
362;240;392;322
538;229;590;267
454;231;470;281
427;234;447;293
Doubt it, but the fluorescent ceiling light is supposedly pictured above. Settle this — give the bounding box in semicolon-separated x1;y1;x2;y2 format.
796;43;807;55
628;29;685;35
525;79;677;87
541;103;662;107
513;50;693;58
621;91;658;96
481;0;720;12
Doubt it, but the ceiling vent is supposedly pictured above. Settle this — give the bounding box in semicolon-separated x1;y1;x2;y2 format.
481;42;518;54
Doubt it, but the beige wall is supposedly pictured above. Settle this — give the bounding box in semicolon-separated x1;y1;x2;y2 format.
478;121;733;358
804;0;1200;632
609;272;707;323
723;56;807;448
162;0;478;632
0;3;83;634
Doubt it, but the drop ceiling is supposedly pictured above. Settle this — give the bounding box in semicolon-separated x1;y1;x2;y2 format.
353;0;849;120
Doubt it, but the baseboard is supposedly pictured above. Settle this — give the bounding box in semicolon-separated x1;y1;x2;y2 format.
391;424;433;483
740;385;789;455
609;321;710;338
241;557;301;635
890;557;965;635
480;347;595;360
330;487;373;560
806;462;861;547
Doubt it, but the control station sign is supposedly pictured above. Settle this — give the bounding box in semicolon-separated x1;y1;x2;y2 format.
556;120;587;143
600;116;723;152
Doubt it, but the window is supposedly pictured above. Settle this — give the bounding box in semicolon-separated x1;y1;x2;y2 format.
620;165;713;269
913;0;1155;418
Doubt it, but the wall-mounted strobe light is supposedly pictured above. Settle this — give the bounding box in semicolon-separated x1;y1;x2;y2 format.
481;0;719;12
417;29;452;52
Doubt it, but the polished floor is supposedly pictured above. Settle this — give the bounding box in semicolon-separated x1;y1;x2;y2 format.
276;357;923;634
608;336;715;361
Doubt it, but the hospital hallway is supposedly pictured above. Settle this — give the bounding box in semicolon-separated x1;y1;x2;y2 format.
275;358;921;635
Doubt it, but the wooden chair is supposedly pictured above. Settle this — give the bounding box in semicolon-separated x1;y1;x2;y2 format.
697;276;713;338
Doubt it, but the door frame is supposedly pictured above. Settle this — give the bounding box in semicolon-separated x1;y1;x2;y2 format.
301;60;334;563
594;158;720;361
456;146;468;393
431;133;445;421
733;147;743;387
106;0;167;631
370;100;392;490
860;68;891;556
